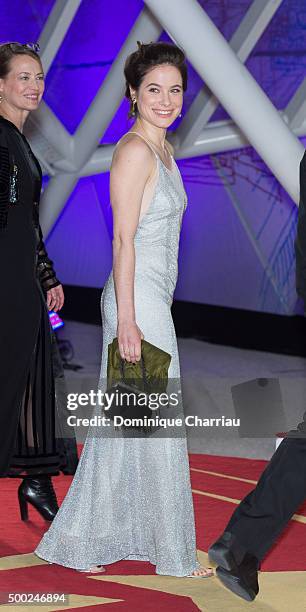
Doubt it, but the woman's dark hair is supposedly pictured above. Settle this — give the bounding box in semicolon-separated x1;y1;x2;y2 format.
124;41;187;118
0;42;42;79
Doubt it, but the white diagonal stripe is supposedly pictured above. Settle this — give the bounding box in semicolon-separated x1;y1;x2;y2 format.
145;0;303;204
177;0;283;148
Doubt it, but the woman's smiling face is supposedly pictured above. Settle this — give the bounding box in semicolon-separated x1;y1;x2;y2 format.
131;63;183;128
0;54;45;113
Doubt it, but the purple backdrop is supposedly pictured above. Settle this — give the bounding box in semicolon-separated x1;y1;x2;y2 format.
2;0;305;315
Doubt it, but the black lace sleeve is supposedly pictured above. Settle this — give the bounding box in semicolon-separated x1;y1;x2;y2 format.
37;224;61;292
295;151;306;306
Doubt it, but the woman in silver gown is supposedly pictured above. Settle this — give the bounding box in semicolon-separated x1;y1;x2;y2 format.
35;41;213;578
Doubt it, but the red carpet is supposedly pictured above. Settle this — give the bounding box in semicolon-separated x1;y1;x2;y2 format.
189;454;306;572
0;451;305;610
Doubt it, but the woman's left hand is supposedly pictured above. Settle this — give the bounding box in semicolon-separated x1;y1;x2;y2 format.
46;284;64;312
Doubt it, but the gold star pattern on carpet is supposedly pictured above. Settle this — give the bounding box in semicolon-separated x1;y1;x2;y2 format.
1;551;306;611
90;550;306;612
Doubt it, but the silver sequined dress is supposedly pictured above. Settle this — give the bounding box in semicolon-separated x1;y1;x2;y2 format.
35;132;200;576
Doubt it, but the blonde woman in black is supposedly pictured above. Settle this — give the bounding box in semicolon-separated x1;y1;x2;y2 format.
0;43;65;519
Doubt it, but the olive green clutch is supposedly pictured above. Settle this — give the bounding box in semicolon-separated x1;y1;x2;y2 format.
107;337;171;390
106;338;171;432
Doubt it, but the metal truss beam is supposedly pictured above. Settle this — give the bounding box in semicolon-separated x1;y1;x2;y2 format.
71;145;115;177
177;0;283;148
64;112;304;178
145;0;303;204
26;102;74;168
178;112;306;159
284;77;306;131
38;0;82;73
40;7;163;235
24;0;80;161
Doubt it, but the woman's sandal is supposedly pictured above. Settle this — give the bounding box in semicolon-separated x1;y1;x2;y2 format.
186;566;214;578
77;565;106;574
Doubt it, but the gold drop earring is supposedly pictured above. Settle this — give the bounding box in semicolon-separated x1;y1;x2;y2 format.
132;98;137;116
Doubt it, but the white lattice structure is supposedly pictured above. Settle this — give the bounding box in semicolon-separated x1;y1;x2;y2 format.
23;0;305;236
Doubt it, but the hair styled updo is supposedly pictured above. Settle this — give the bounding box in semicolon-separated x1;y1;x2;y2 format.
124;41;187;118
0;42;42;79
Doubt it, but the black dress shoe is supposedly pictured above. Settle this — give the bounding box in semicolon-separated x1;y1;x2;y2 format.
18;476;59;522
208;531;247;569
216;554;259;602
209;532;259;602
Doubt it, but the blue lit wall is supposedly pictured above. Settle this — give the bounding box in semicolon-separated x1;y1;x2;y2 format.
2;0;306;315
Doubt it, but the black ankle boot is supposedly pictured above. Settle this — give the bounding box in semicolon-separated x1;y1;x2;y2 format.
18;476;59;521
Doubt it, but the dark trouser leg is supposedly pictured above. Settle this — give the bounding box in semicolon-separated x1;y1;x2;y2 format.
226;437;306;561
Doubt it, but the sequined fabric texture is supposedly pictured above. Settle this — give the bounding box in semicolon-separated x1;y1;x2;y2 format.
35;135;201;576
9;162;18;204
0;144;10;228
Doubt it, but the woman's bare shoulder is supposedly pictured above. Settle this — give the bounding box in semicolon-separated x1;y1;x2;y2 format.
112;133;154;170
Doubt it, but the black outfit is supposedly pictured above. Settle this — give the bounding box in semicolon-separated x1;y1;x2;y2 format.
0;115;67;478
209;433;306;601
221;434;306;562
208;417;306;601
209;151;306;600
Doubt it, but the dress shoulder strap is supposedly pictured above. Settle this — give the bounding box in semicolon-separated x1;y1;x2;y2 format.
116;131;158;158
164;140;173;158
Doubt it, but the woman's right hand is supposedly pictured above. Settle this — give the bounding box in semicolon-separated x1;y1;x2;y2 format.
117;321;144;362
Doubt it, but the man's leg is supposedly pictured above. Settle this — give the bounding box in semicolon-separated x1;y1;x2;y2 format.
209;436;306;600
226;436;306;560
